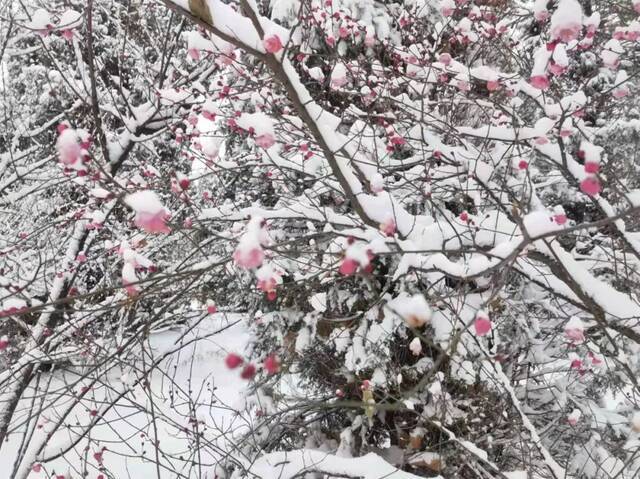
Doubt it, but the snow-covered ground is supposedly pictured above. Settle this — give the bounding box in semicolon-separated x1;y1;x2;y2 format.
0;313;251;479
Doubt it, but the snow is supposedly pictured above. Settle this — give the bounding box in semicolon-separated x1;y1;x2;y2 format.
248;450;431;479
1;314;251;478
25;9;52;31
124;190;164;214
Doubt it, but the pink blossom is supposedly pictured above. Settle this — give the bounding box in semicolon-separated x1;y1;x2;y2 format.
584;161;599;174
530;74;550;90
587;351;602;365
564;317;585;343
57;128;82;166
339;257;359;276
518;160;529;170
134;210;171;234
548;62;566;76
474;314;492;336
567;410;581;426
263;35;283;54
456;79;470;91
570;358;583;370
61;29;73;41
207;303;217;314
551;23;581;43
487;80;500;91
263;354;281;374
233;245;264;269
439;53;452;66
188;48;200;61
580;176;601;196
240;363;256;380
459;211;469;222
613;86;629;98
565;326;585;343
554;214;567;225
535;11;550;22
255;133;275;149
0;336;9;351
380;218;397;237
32;464;42;473
257;277;277;293
225;353;243;369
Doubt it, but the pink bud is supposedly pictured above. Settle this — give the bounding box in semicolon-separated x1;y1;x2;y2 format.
225;353;243;369
486;80;500;91
580;176;601;196
474;315;492;336
240;363;256;380
135;210;171;234
255;133;275;149
233;246;264;269
380;218;397;237
459;211;469;222
530;74;550;90
32;464;42;473
439;53;452;66
263;35;284;54
339;257;359;276
263;354;281;374
518;160;529;170
554;214;567;225
207;303;217;314
584;162;599;174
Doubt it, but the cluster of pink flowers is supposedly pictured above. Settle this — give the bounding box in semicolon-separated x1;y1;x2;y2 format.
225;352;281;379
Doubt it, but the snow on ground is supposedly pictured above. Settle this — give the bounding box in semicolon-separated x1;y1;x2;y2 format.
0;313;251;479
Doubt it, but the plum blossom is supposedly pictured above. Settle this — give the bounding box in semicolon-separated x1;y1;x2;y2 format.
263;354;281;374
391;294;432;328
57;125;83;167
58;9;81;41
530;74;550;90
379;217;397;237
440;0;455;17
612;70;630;98
550;0;583;43
263;34;283;54
330;63;348;89
601;40;623;69
225;353;243;369
339;242;373;276
122;263;140;297
240;363;256;380
409;337;422;356
256;264;282;301
564;317;585;344
533;0;549;22
233;217;268;269
124;191;171;234
567;409;582;426
474;312;492;336
580;176;601;196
